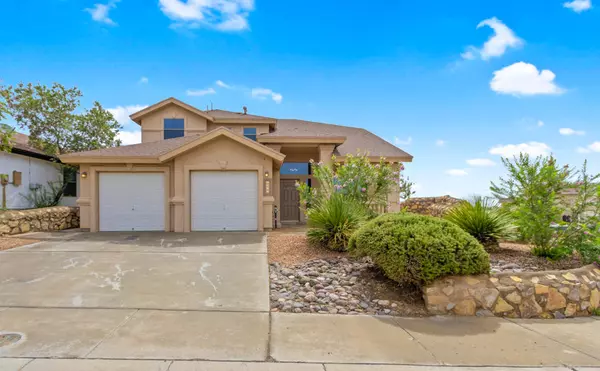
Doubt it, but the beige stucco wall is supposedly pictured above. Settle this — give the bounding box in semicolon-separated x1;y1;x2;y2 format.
76;136;276;232
140;103;209;143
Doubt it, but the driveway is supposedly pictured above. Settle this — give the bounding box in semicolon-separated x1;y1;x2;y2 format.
0;231;269;311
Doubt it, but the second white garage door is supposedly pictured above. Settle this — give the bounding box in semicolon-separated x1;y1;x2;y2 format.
191;171;258;231
99;173;165;232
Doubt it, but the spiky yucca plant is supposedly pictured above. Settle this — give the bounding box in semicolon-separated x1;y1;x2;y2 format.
444;196;515;250
307;193;369;251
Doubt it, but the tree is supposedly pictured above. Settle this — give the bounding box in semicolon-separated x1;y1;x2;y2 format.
491;154;571;256
0;99;13;152
0;82;122;155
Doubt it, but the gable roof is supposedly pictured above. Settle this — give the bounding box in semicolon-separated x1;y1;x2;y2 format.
129;97;214;124
60;127;285;165
263;119;413;161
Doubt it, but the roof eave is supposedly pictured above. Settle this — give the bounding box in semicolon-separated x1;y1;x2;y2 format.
59;156;160;164
257;136;347;145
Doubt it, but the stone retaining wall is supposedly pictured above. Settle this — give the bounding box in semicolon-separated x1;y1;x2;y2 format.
400;196;462;217
0;206;79;235
424;264;600;318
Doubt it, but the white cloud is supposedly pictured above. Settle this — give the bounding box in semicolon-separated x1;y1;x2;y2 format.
394;136;413;146
139;76;149;84
107;105;149;125
466;158;496;167
251;88;283;104
216;80;231;89
435;139;446;146
489;142;551;157
85;0;119;25
462;17;523;60
490;62;564;96
577;142;600;153
158;0;254;31
564;0;592;12
118;130;142;145
537;120;544;127
186;87;216;96
446;169;469;176
559;127;585;136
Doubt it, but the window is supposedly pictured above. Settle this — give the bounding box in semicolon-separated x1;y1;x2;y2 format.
164;118;185;139
281;162;310;175
63;167;77;197
243;127;257;141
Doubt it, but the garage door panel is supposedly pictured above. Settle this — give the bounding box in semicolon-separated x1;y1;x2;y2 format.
191;171;258;231
99;173;165;232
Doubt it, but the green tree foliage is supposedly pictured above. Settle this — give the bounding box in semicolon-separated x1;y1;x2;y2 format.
444;196;515;250
0;99;14;152
0;82;122;155
349;213;490;285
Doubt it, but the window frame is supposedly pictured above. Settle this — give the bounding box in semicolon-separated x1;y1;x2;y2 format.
243;127;257;141
163;118;185;140
62;167;77;197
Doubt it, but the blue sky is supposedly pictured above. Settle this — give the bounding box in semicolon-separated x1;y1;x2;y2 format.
1;0;600;198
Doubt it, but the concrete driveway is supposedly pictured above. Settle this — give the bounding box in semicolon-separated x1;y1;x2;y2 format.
0;231;269;311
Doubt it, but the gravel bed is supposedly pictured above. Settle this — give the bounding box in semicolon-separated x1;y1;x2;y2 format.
0;237;39;251
269;257;427;316
490;242;584;273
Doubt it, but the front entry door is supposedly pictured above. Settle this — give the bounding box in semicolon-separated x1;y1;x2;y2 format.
281;179;300;222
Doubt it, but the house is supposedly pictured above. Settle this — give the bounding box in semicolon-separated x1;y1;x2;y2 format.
1;132;78;209
60;97;412;232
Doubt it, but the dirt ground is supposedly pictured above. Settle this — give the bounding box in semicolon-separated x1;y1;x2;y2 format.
268;233;344;266
0;237;39;251
493;241;585;271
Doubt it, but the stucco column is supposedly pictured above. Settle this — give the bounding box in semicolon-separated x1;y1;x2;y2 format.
172;159;185;232
76;164;91;229
318;144;335;165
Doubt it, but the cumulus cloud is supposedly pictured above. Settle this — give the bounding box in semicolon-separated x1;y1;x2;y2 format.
577;142;600;153
139;76;149;84
435;139;446;146
537;120;545;127
118;130;142;145
462;17;523;60
251;88;283;104
186;87;216;96
466;158;496;167
489;142;551;157
559;128;585;136
564;0;592;12
394;136;413;146
85;0;119;25
107;105;148;125
159;0;254;31
490;62;564;96
446;169;469;176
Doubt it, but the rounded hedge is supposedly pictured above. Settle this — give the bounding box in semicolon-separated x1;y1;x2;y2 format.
348;212;490;285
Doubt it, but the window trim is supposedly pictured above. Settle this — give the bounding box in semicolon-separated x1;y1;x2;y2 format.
243;127;257;141
163;118;186;140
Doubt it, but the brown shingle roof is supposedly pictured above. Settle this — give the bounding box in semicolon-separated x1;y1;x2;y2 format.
62;134;202;158
10;132;56;159
207;109;274;121
263;119;413;160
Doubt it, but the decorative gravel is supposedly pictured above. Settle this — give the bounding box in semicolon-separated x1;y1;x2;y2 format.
0;237;39;251
269;257;428;316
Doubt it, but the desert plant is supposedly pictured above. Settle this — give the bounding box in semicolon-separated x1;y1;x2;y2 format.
348;213;490;285
444;196;515;250
21;180;64;208
306;193;369;251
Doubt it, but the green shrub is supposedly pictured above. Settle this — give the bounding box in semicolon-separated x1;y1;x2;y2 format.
444;196;515;250
306;193;368;251
348;212;490;285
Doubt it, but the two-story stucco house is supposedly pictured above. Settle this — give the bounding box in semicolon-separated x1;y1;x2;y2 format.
60;97;412;232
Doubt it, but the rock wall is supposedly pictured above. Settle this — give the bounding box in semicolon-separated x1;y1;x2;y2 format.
400;196;462;217
424;264;600;318
0;206;79;236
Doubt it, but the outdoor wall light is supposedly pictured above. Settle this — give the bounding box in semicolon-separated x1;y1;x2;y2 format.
264;171;270;178
81;172;88;179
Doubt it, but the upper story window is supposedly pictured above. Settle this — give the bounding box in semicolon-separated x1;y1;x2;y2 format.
164;118;185;139
281;162;311;175
243;127;257;141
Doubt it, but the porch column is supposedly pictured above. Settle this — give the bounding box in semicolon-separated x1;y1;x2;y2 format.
318;144;335;165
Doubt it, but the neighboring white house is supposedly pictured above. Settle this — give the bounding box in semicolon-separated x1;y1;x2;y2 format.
0;133;78;209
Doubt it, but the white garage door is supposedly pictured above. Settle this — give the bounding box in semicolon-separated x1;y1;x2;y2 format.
99;173;165;231
191;171;258;231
